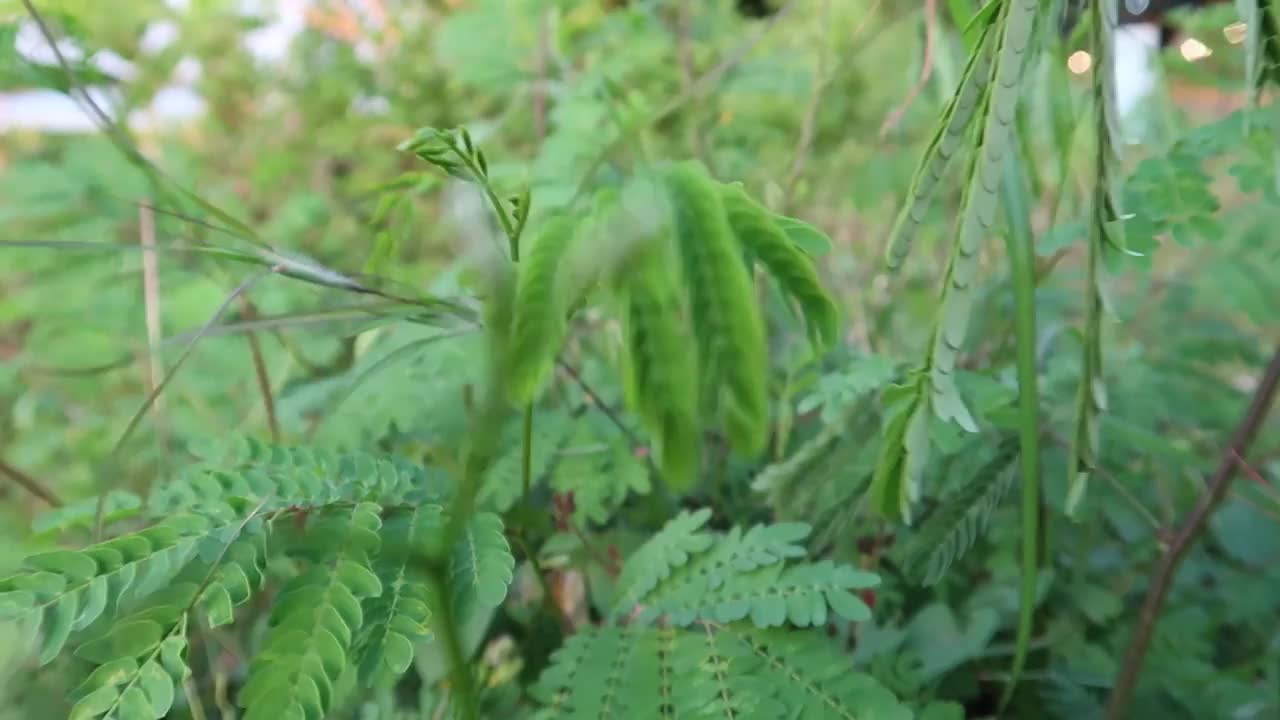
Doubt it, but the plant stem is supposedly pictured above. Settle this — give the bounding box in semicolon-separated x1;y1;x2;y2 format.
997;138;1041;712
1104;343;1280;720
240;299;281;443
521;403;534;503
428;568;481;720
555;358;644;450
0;458;62;507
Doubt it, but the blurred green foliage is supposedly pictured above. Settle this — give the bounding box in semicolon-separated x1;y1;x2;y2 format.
0;1;1278;718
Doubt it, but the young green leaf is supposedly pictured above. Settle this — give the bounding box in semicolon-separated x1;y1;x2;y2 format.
885;16;998;271
619;246;701;491
719;181;840;353
662;161;770;456
507;212;581;404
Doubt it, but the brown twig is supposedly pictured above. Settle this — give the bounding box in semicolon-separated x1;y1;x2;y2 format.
879;0;937;138
554;358;645;453
1232;447;1275;488
239;300;281;443
1105;343;1280;720
0;458;63;507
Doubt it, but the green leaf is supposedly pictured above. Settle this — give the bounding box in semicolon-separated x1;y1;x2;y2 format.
885;17;998;270
662;160;770;456
772;214;832;257
137;660;176;717
76;620;164;663
69;686;120;720
24;551;98;582
507;212;581;404
612;509;715;617
618;243;701;491
898;437;1019;585
720;181;840;352
337;560;383;599
450;512;514;609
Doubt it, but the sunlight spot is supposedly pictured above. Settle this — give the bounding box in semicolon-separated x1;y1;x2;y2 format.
1067;50;1092;75
1179;38;1212;62
1224;22;1247;45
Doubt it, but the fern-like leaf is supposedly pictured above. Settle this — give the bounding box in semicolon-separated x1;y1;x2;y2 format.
357;506;445;686
619;247;702;491
507;212;581;404
898;437;1019;585
64;512;270;720
0;514;213;665
926;0;1038;436
614;516;877;630
885;16;998;270
754;403;882;548
610;509;715;618
662;160;770;456
533;625;909;720
1066;0;1124;519
448;511;515;610
720;181;840;352
643;560;877;629
876;0;1038;523
869;378;932;522
238;502;384;720
549;417;650;525
67;616;190;720
735;629;912;720
478;411;573;512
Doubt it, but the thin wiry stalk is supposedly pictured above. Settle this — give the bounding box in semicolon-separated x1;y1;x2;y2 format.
96;268;277;539
240;300;281;443
138;203;167;442
997;128;1041;713
427;568;481;720
1067;0;1124;521
0;458;63;507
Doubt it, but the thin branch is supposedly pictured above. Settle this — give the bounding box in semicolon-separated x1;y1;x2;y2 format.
879;0;937;138
136;202;170;455
554;358;644;452
1105;343;1280;720
240;300;281;443
20;0;136;162
1232;447;1275;488
0;458;63;507
97;268;278;539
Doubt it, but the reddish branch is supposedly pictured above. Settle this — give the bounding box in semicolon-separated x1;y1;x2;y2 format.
239;300;281;443
879;0;937;138
0;458;62;507
1105;343;1280;719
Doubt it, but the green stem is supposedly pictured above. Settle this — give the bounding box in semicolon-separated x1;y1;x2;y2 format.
521;403;534;503
428;568;481;720
998;144;1040;711
457;139;536;507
